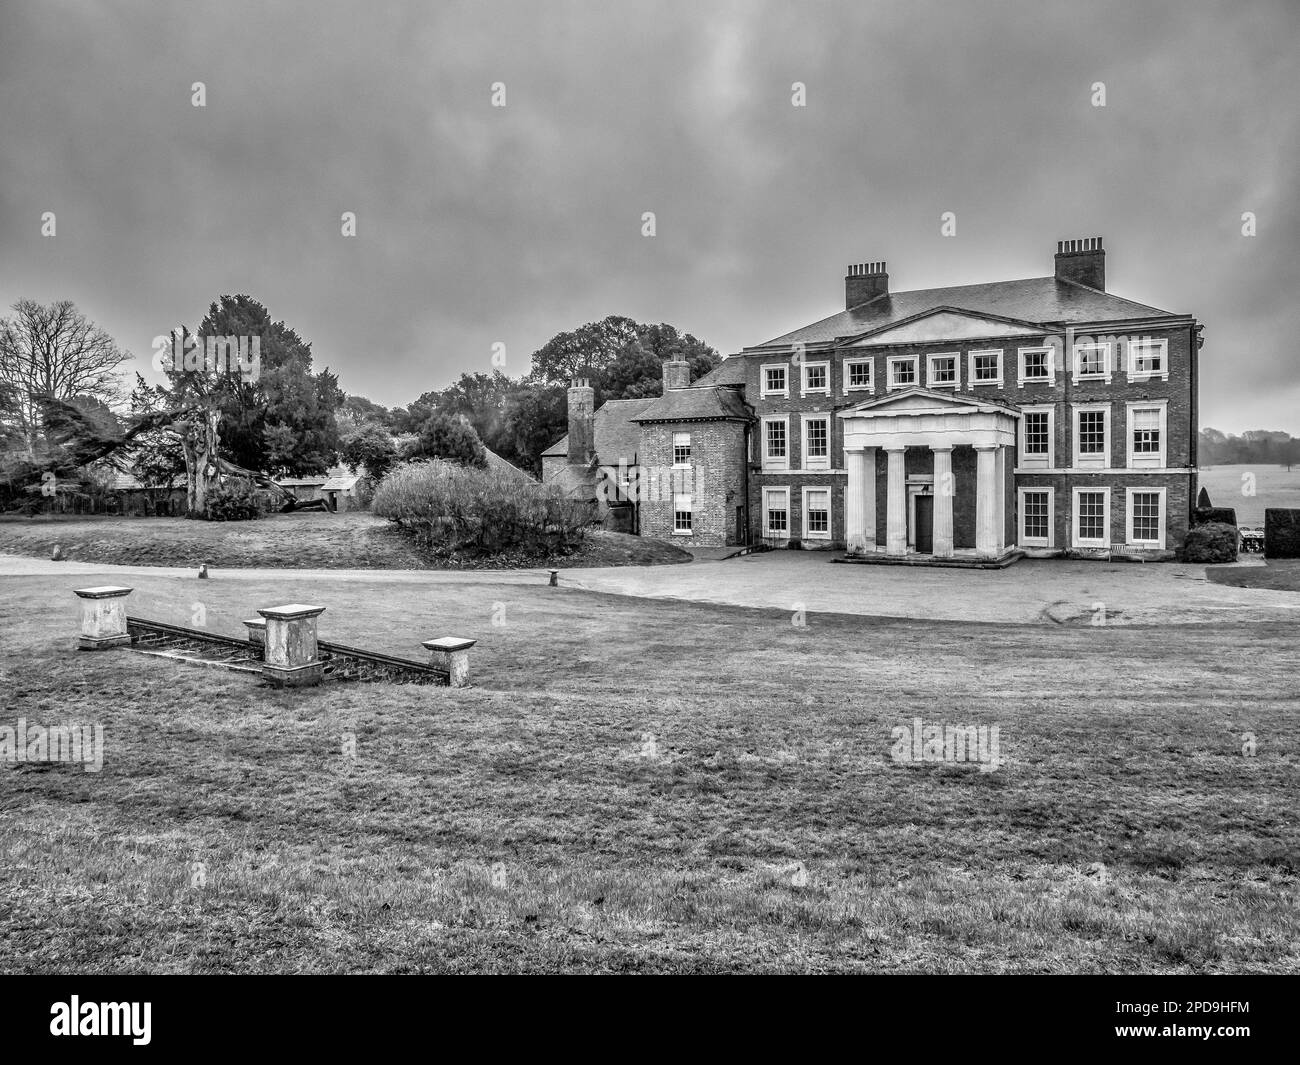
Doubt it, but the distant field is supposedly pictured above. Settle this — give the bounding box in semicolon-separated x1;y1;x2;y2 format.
1198;464;1300;526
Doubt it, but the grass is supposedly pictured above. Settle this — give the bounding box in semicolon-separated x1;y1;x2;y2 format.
1198;464;1300;527
0;511;691;569
1;572;1297;973
1207;559;1300;592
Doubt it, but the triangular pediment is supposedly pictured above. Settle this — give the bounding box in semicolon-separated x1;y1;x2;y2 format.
845;308;1043;346
837;387;1017;418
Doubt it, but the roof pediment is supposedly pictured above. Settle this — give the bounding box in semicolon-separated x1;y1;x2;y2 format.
844;307;1044;347
836;387;1018;419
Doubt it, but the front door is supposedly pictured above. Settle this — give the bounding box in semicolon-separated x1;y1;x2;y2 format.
914;494;934;554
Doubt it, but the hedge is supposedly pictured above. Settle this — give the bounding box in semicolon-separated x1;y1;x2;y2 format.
1264;509;1300;559
1192;506;1237;527
1177;521;1238;563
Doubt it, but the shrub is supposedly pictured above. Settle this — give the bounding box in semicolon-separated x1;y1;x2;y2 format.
1177;521;1237;563
373;459;590;557
203;478;261;522
1264;508;1300;559
1193;506;1237;527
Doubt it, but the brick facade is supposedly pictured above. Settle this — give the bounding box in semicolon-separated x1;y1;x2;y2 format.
638;419;748;547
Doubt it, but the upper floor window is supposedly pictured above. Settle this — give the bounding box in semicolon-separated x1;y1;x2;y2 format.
761;364;788;397
844;358;873;393
1073;342;1111;382
1128;339;1168;380
1019;405;1054;469
927;353;959;388
801;362;829;395
802;415;829;471
969;350;1002;387
1073;403;1111;469
1127;402;1168;468
1018;347;1056;386
887;355;918;390
672;431;691;468
762;416;788;470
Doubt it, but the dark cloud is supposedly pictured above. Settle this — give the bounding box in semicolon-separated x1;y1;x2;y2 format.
1;0;1296;431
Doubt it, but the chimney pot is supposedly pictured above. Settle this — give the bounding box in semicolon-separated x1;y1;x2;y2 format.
1054;235;1106;291
845;258;889;308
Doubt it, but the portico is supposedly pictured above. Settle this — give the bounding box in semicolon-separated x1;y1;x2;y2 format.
837;388;1020;563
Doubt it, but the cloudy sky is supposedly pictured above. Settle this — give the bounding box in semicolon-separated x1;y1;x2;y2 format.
1;0;1297;433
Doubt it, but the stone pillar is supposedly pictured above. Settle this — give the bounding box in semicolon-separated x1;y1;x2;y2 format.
994;445;1007;552
423;637;477;688
862;447;877;551
258;603;326;687
930;446;954;558
74;586;133;650
975;445;999;557
845;449;867;554
243;618;266;652
885;446;908;556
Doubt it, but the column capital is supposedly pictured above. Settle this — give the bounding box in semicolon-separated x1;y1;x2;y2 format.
972;443;1000;452
881;444;908;453
928;444;954;453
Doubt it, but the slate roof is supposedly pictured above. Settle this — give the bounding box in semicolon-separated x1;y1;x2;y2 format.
691;356;747;388
542;398;657;464
484;447;536;482
753;277;1183;350
630;385;751;423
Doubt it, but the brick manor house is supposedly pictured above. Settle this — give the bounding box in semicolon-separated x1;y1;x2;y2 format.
544;237;1202;563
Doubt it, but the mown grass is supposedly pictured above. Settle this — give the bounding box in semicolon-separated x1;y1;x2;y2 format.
1;572;1297;973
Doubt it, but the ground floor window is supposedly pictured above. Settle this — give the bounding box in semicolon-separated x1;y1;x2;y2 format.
1073;488;1110;547
1019;487;1053;547
763;488;789;538
673;494;692;534
803;487;831;539
1126;487;1165;547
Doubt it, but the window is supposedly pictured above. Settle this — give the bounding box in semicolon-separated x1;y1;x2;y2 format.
1073;403;1111;469
802;416;830;471
927;353;959;388
762;416;788;471
1127;402;1167;468
1018;488;1054;548
673;494;692;534
672;432;691;468
763;488;790;538
803;487;831;540
844;358;874;393
1073;488;1110;548
969;350;1002;387
761;364;788;397
1018;405;1054;469
887;356;918;390
1018;346;1056;386
801;361;829;395
1126;488;1166;547
1128;339;1168;380
1073;342;1111;382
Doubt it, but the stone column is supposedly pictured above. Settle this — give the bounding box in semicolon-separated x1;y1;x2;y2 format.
994;445;1007;552
424;637;477;688
845;449;867;554
73;586;133;650
974;445;999;557
885;446;908;556
862;447;877;552
930;446;954;558
258;603;326;687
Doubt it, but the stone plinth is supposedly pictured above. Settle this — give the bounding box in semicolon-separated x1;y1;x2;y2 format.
73;586;134;650
243;618;267;653
257;604;325;687
423;637;476;688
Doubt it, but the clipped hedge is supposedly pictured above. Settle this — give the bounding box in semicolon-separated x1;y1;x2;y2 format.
1193;506;1237;527
373;459;591;557
1264;508;1300;559
1177;521;1238;563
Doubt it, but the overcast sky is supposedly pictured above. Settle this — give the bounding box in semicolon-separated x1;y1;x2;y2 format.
1;0;1297;433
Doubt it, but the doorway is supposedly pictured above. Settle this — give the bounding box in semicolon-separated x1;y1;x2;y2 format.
914;494;934;554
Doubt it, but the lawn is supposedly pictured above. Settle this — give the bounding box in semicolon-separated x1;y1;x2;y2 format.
1;572;1297;973
1198;463;1300;527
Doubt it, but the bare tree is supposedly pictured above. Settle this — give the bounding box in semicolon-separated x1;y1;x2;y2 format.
0;299;132;456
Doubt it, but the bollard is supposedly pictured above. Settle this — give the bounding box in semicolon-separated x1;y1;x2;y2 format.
242;617;267;652
548;569;558;587
73;586;134;650
257;604;326;687
422;637;476;688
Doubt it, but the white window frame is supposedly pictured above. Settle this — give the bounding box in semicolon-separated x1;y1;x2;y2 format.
763;487;790;539
1072;402;1111;469
800;414;831;472
968;349;1003;388
671;431;691;469
801;486;832;541
1125;487;1166;548
801;360;830;397
672;494;693;535
761;415;788;472
1126;400;1168;469
926;352;960;389
1072;342;1112;383
1127;339;1169;381
1072;487;1111;549
761;363;789;398
1018;404;1055;470
1017;346;1057;387
886;355;919;391
1017;487;1055;548
843;357;874;394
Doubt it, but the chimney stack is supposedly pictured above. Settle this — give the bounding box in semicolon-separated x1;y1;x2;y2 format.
662;354;690;391
845;261;889;309
567;378;595;465
1054;237;1105;291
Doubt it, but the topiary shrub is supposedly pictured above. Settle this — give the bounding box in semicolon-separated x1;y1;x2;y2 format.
203;478;261;522
1193;506;1237;527
1177;521;1238;563
1264;508;1300;559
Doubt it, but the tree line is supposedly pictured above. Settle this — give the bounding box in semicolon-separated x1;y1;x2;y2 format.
1200;428;1300;470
